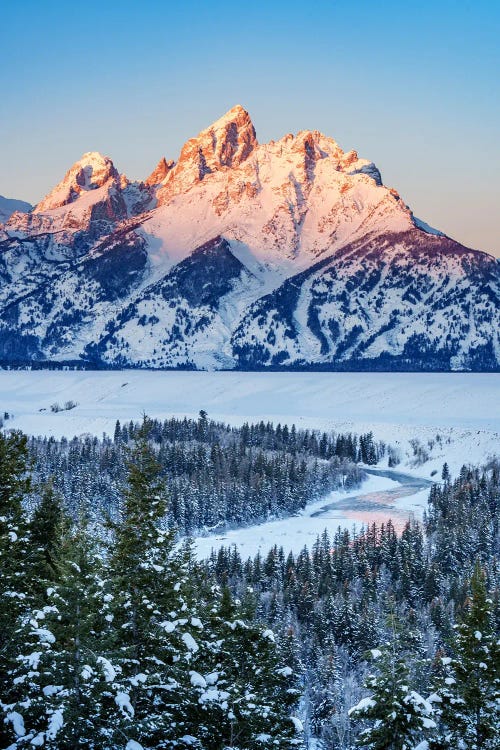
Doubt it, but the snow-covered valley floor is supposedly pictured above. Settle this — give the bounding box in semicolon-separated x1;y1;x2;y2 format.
2;370;498;471
1;369;498;554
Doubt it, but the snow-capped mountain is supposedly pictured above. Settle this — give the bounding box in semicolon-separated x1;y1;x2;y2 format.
0;105;498;370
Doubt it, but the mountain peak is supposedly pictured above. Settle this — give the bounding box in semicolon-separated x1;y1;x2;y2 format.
145;108;255;196
156;105;257;204
184;104;257;169
35;151;120;213
208;103;253;129
145;157;175;187
79;150;111;165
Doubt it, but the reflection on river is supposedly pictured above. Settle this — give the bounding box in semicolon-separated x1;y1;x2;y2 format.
310;469;434;531
193;468;435;558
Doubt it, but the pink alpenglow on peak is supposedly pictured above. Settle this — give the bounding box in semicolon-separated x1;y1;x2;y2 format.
156;105;258;203
35;152;121;213
145;157;175;187
189;104;258;170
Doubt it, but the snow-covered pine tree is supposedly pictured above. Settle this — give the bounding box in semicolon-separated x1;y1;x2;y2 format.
103;417;208;749
3;520;115;749
0;430;32;748
25;481;68;601
426;651;459;750
436;563;500;750
185;584;303;750
349;639;436;750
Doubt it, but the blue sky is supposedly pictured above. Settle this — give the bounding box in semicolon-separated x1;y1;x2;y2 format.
1;0;498;255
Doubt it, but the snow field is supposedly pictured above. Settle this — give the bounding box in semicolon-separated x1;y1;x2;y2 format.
1;370;498;476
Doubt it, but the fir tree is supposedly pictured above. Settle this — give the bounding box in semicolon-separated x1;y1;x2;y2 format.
349;637;436;749
438;563;500;749
427;651;459;750
26;481;68;601
0;430;32;748
189;585;303;750
4;522;114;749
104;418;206;748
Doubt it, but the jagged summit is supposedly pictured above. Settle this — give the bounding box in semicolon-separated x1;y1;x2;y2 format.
156;105;258;203
30;108;385;219
35;152;120;213
4;107;447;256
145;157;174;187
264;127;383;185
211;103;252;125
193;104;258;168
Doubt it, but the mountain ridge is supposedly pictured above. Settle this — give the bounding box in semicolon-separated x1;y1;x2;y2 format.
0;195;33;224
0;105;498;371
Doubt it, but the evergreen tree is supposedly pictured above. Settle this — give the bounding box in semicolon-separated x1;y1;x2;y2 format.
441;463;450;484
437;563;500;749
3;522;114;749
349;639;435;749
189;586;302;750
0;430;32;748
104;418;209;748
26;481;68;600
427;652;459;750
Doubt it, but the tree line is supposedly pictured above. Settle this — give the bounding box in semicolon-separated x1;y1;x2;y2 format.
27;414;383;533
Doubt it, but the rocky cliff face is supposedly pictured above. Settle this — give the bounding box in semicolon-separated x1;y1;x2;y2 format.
0;106;498;370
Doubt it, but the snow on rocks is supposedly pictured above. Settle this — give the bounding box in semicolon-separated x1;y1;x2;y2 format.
34;152;121;213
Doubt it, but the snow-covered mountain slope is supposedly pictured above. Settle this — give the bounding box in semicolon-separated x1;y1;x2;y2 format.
0;105;499;370
0;195;32;223
231;231;500;370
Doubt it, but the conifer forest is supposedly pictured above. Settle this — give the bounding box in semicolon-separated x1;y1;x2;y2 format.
0;415;499;749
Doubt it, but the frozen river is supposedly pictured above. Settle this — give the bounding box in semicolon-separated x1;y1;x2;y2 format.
192;469;435;559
